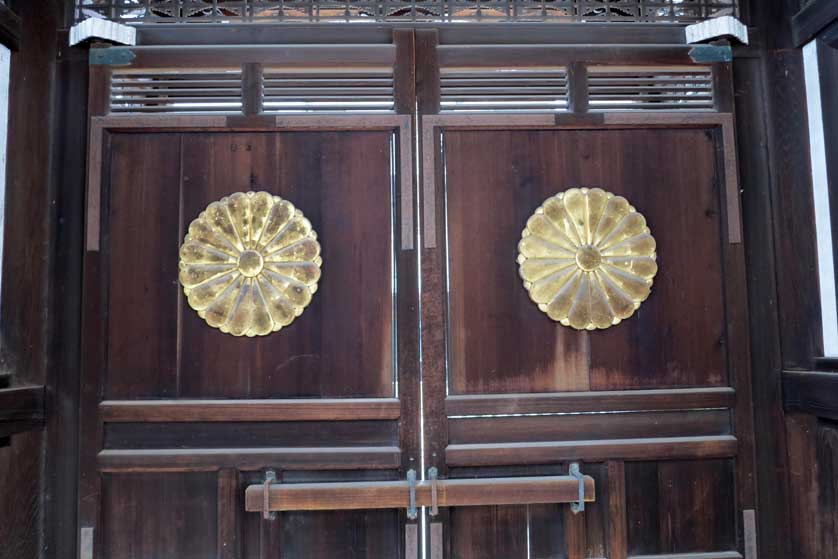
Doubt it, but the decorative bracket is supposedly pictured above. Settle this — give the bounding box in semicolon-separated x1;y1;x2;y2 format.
70;18;136;47
685;16;749;46
569;462;585;514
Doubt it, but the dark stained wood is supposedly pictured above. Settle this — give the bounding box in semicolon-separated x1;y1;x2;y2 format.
0;4;21;51
608;461;628;559
217;469;240;559
102;473;218;559
446;387;735;416
567;61;589;113
732;36;794;559
0;386;45;437
767;49;823;370
446;436;738;467
279;509;400;559
792;0;838;47
450;505;528;559
783;371;838;420
625;460;736;556
133;23;686;47
589;462;613;557
0;432;43;559
0;2;63;557
46;38;90;559
245;474;595;512
437;45;715;68
100;398;401;422
103;420;397;449
178;131;394;398
105;133;182;398
563;499;585;559
126;44;396;69
97;446;402;472
817;421;838;556
242;62;263;116
448;410;731;445
784;413;821;559
441;128;726;394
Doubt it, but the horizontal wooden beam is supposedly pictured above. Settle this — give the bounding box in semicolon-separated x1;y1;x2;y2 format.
792;0;838;47
98;446;401;472
438;45;709;68
0;5;21;51
628;553;742;559
244;474;595;513
445;436;738;466
0;385;45;437
100;398;400;422
446;387;735;417
134;23;685;47
783;370;838;420
448;409;731;445
124;44;395;69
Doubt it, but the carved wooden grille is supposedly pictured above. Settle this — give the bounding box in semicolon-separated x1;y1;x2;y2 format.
76;0;738;23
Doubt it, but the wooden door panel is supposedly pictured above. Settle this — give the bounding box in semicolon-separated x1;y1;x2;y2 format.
443;129;726;395
86;118;413;559
102;473;218;559
106;133;182;399
104;130;395;399
625;459;737;555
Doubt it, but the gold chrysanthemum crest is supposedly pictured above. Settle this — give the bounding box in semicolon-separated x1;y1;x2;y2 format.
179;191;322;337
517;187;657;331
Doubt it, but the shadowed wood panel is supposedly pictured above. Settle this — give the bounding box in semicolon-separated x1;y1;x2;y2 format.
178;131;394;398
442;129;726;394
102;472;217;559
105;133;182;398
448;410;730;444
450;505;529;559
625;460;736;555
818;421;838;554
103;420;398;448
279;510;400;559
529;503;568;559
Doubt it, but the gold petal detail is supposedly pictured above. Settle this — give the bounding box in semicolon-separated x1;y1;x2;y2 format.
518;187;657;330
180;191;321;336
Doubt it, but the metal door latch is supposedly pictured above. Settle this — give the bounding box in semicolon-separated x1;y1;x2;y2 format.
428;467;439;517
407;469;418;520
263;470;277;520
569;462;585;514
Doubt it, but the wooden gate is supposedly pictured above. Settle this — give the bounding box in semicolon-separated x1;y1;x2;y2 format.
80;29;756;559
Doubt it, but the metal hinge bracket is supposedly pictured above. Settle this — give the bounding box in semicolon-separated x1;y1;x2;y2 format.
569;462;585;514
